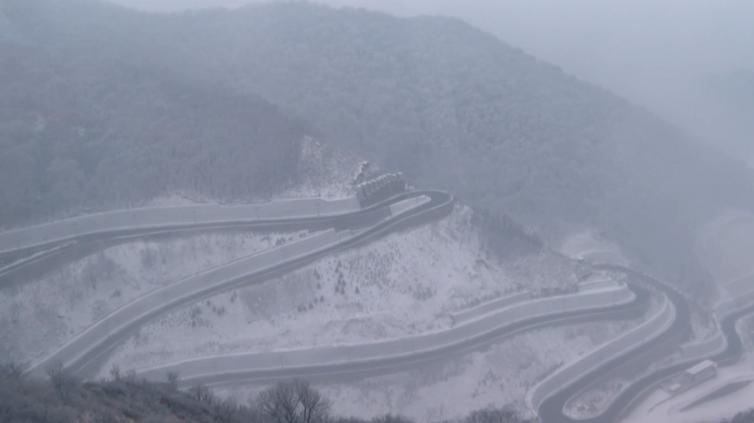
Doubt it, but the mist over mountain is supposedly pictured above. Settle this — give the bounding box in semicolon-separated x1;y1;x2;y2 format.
4;0;754;292
697;70;754;161
5;2;754;421
109;0;754;166
0;0;307;225
135;2;754;291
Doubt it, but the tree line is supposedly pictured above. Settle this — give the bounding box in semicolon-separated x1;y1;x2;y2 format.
0;363;534;423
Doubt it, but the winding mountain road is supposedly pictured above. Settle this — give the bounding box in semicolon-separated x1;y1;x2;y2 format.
5;189;752;423
537;265;754;423
133;283;642;388
0;191;445;284
23;191;452;378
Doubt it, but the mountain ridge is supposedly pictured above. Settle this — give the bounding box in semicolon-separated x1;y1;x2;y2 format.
159;2;754;291
0;0;309;226
3;0;754;292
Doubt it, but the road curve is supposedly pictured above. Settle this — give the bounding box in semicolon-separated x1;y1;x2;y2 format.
0;191;446;277
0;192;451;288
13;189;658;406
538;265;754;423
131;284;641;388
0;197;355;257
0;191;422;287
529;292;676;413
15;189;735;423
25;191;454;379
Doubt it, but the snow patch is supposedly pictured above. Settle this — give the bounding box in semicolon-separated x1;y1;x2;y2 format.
0;230;311;364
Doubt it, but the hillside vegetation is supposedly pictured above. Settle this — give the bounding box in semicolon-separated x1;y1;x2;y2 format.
0;0;306;226
0;365;532;423
720;409;754;423
3;0;754;291
178;3;754;292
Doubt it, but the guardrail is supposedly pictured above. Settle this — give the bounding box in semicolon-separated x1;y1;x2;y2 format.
528;294;676;412
132;285;636;387
0;198;360;256
25;229;350;378
25;191;452;379
677;324;727;363
578;278;620;291
388;195;431;217
450;292;531;325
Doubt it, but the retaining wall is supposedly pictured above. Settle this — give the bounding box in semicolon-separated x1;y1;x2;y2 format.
528;295;676;411
134;285;636;385
678;325;727;362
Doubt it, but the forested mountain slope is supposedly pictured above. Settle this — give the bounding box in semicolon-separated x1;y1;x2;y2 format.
169;3;754;292
0;0;306;226
3;0;754;293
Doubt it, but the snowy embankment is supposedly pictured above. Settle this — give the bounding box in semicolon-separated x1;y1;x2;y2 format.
93;205;640;421
0;138;647;422
623;354;754;423
0;196;358;256
102;206;580;370
214;315;642;422
0;230;313;364
130;283;634;386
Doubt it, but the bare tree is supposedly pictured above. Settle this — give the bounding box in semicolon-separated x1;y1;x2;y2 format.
371;415;413;423
213;397;240;423
0;363;25;382
464;407;531;423
295;380;331;423
46;362;79;403
257;379;331;423
109;364;121;381
189;384;216;405
166;371;179;390
258;380;298;423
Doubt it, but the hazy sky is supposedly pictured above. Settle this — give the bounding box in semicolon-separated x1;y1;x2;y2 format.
109;0;754;155
109;0;754;95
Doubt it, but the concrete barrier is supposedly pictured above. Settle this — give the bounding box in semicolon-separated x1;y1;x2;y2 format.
578;278;620;291
133;285;636;385
0;197;359;256
26;229;348;377
528;294;676;412
675;313;727;364
678;329;727;362
17;190;452;380
450;292;531;325
388;195;431;217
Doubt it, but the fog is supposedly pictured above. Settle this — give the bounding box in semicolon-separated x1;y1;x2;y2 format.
111;0;754;163
4;1;754;422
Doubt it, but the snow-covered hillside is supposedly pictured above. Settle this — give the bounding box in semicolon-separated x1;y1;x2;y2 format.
0;146;640;420
211;317;638;422
83;204;638;420
0;230;314;364
102;205;585;368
